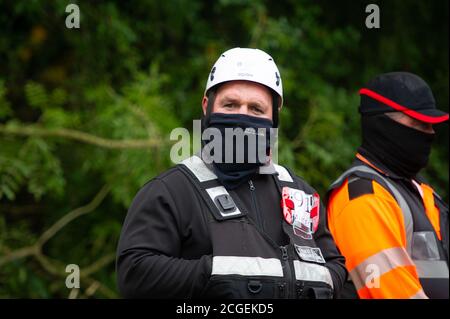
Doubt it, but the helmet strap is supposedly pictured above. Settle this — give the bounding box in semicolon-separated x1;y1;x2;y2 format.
201;89;216;133
272;92;279;128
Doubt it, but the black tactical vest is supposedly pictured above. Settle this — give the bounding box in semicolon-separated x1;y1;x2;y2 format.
178;155;334;299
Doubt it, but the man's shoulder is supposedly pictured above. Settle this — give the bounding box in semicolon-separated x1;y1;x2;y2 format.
275;163;318;195
137;165;193;197
328;168;396;206
156;165;186;181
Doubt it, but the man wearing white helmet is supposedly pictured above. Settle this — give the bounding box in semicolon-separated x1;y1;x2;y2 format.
116;48;347;299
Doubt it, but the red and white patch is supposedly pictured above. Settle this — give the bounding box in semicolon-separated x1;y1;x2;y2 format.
281;189;295;224
280;187;320;239
310;192;320;233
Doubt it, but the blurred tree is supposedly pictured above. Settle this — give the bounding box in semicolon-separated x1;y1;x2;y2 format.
0;0;447;298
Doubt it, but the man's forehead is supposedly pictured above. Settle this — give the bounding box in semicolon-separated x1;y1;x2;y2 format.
385;112;434;133
387;111;426;124
215;81;272;98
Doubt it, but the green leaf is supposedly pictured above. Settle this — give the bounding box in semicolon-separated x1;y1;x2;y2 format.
0;184;15;200
25;81;48;110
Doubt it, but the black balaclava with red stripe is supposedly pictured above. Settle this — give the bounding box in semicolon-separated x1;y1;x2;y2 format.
357;72;447;178
359;113;435;178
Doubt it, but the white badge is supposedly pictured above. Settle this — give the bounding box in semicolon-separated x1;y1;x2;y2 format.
295;245;326;264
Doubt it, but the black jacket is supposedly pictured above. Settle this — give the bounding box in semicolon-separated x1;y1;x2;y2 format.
116;165;347;298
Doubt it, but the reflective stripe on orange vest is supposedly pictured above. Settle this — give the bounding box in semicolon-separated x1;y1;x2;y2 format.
328;159;448;298
349;246;415;291
409;289;428;299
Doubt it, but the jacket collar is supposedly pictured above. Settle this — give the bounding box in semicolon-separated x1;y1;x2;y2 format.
195;151;277;175
355;148;426;184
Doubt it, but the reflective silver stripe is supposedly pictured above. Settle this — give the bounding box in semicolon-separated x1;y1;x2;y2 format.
258;162;277;174
182;155;294;183
181;155;217;182
212;256;283;277
331;164;449;289
409;289;428;299
273;164;293;182
293;260;334;288
350;247;415;290
205;186;243;217
411;231;440;260
414;260;449;279
331;165;413;255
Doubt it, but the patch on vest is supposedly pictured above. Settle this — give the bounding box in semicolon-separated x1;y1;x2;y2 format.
281;187;320;240
348;177;374;200
294;245;326;263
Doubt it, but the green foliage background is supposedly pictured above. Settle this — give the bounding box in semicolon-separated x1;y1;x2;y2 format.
0;0;448;298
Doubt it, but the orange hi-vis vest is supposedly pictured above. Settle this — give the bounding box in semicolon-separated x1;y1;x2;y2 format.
327;153;449;299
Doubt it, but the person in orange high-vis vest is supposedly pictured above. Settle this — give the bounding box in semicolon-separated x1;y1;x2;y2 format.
327;72;449;299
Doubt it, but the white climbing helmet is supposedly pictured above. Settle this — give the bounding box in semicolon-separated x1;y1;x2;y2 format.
205;47;283;109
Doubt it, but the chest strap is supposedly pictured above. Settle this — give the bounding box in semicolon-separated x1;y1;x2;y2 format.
178;155;293;221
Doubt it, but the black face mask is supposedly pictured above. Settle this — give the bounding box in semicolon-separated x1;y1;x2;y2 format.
202;113;274;189
360;114;435;178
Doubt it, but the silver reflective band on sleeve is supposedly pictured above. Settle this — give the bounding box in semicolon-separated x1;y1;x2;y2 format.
273;164;293;182
293;260;334;288
181;155;217;182
349;246;415;290
414;260;449;279
409;289;428;299
212;256;284;277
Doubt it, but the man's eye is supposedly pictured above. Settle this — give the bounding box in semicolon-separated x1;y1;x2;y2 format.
252;106;263;114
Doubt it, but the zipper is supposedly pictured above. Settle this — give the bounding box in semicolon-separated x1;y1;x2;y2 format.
296;281;305;299
248;179;265;232
241;190;280;250
247;179;295;299
280;245;295;298
245;210;281;250
278;283;286;298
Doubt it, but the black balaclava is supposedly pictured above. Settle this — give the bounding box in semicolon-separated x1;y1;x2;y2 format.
201;86;277;189
359;113;435;178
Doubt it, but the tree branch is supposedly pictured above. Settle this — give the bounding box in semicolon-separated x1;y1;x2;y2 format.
36;185;110;247
83;253;116;277
0;185;111;268
0;124;163;149
0;185;117;298
0;246;38;266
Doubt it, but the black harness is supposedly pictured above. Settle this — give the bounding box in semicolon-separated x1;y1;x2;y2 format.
177;155;334;299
